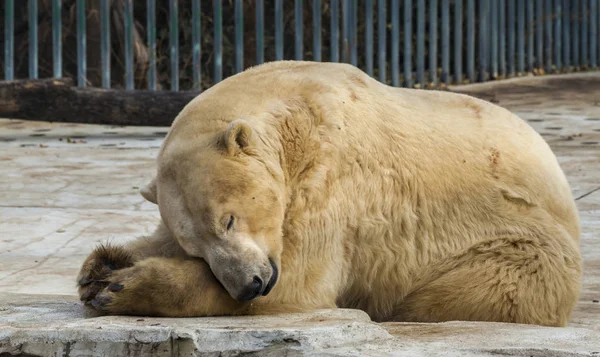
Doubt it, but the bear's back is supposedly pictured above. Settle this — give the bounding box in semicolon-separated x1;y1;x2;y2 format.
169;60;579;247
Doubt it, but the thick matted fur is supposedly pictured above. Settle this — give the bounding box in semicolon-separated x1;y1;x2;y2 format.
77;61;582;326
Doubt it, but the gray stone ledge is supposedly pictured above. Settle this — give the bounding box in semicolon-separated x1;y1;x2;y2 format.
0;293;598;357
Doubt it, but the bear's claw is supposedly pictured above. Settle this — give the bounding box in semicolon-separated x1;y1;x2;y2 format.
108;283;124;292
91;295;112;311
80;281;109;302
78;276;92;286
80;288;94;302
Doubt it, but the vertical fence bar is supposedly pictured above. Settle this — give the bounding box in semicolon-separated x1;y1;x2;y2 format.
554;0;561;71
392;0;400;86
52;0;61;78
404;0;413;87
101;0;111;88
29;0;38;79
573;0;579;68
275;0;283;60
454;0;463;84
235;0;243;73
365;0;373;75
597;0;600;66
417;0;425;86
562;0;570;70
191;0;200;89
313;0;322;62
429;0;438;86
536;0;543;68
491;0;498;78
213;0;223;78
295;0;303;60
508;0;515;76
4;0;14;80
124;0;134;89
527;0;534;72
517;0;525;74
545;0;552;73
331;0;339;62
598;0;600;67
582;0;588;67
77;0;86;87
499;0;506;77
442;0;449;83
342;0;348;62
467;0;475;82
342;0;350;63
377;0;386;82
351;0;357;65
254;0;265;64
478;0;488;81
170;0;179;90
591;0;598;68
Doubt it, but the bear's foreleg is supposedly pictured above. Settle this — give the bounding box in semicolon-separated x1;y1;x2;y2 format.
86;256;312;317
78;223;321;317
77;223;184;304
87;256;243;317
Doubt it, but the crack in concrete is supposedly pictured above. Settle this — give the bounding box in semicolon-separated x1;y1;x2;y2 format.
0;219;98;282
0;218;81;254
575;187;600;201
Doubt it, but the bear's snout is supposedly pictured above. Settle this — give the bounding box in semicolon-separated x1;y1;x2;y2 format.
235;258;278;302
237;276;265;302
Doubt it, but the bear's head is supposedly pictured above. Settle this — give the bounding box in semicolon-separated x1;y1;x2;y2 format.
141;119;286;303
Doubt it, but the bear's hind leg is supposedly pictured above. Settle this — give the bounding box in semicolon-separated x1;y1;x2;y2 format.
393;233;581;327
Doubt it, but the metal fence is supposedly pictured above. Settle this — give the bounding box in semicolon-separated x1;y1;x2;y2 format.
2;0;600;92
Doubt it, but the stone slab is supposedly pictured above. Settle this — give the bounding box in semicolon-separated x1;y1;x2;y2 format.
0;293;598;357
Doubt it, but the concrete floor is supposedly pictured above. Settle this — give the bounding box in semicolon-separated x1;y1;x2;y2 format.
0;72;599;356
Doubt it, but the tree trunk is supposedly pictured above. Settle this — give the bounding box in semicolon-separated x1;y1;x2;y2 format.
0;78;199;127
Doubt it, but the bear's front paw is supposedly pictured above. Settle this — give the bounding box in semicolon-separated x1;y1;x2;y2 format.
90;263;161;316
77;243;134;304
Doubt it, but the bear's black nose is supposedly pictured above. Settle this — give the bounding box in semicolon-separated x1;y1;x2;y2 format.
237;276;264;302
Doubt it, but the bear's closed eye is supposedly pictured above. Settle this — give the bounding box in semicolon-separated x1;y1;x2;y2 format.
226;215;235;231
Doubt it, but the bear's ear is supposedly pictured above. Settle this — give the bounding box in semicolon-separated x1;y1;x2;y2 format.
224;119;254;155
140;177;158;204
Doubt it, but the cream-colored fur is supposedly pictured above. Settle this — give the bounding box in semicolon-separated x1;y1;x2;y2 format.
77;61;581;326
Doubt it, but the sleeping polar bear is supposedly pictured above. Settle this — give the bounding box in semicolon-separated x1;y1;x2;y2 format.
77;61;581;327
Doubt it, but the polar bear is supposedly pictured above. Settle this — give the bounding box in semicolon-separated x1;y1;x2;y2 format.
77;60;582;327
